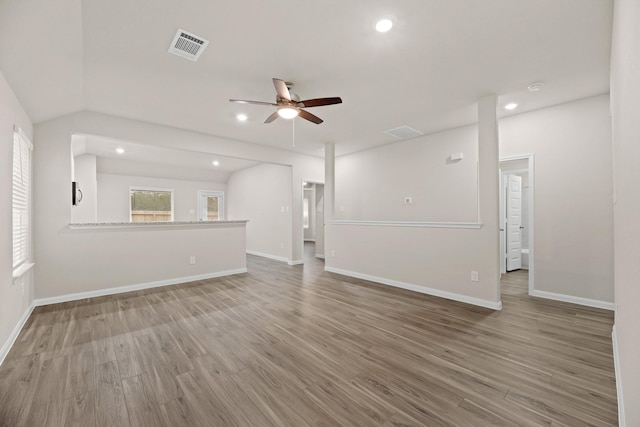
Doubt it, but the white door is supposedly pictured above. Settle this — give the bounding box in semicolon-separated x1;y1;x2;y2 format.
506;174;522;271
197;190;224;221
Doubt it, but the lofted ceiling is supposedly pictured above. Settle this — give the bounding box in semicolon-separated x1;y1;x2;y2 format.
0;0;613;157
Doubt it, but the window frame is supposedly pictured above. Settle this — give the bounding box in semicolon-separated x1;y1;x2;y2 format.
12;127;33;276
129;186;175;222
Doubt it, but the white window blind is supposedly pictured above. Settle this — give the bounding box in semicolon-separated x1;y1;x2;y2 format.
12;128;33;270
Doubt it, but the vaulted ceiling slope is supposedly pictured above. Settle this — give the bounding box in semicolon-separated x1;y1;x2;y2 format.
0;0;613;156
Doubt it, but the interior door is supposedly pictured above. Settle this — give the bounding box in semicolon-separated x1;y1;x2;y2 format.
197;190;224;221
499;170;506;274
506;174;522;271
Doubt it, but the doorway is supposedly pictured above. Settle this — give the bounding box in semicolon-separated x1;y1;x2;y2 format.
301;181;325;261
197;190;224;221
499;155;534;294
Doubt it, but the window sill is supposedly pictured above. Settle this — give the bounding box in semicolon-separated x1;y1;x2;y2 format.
13;262;34;281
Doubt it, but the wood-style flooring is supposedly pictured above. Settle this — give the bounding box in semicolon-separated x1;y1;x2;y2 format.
0;244;617;426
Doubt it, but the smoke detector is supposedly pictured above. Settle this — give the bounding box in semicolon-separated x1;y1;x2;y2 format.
527;82;544;92
168;29;209;61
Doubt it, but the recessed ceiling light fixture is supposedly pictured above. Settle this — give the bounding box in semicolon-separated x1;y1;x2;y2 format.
212;160;220;166
527;82;544;92
236;113;248;121
505;103;518;111
376;18;394;33
277;107;299;119
116;147;125;154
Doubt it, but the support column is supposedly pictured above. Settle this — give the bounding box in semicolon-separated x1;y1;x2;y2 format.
324;142;335;224
477;95;501;302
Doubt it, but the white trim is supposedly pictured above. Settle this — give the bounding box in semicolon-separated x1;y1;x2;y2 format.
246;250;289;263
315;253;325;259
304;239;316;242
0;301;35;366
529;289;615;310
325;266;502;310
12;262;34;281
288;259;304;266
34;268;247;307
328;220;482;229
612;325;626;427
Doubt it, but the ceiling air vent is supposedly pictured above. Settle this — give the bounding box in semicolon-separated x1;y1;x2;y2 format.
384;125;424;140
168;29;209;61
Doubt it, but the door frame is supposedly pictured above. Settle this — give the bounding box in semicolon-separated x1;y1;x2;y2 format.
299;180;325;261
197;190;225;221
499;154;535;295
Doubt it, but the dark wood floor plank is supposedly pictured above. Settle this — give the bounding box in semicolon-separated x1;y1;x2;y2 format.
0;246;617;426
94;360;130;427
61;391;96;427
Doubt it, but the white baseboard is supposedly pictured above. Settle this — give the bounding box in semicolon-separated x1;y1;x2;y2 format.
304;239;316;242
612;325;626;427
246;250;290;263
530;289;615;310
34;268;247;307
324;266;502;310
0;301;36;366
315;253;325;259
288;260;304;266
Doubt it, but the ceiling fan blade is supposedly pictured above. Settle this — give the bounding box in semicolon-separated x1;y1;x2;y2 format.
229;99;277;106
298;109;323;124
272;78;291;101
298;97;342;108
264;111;279;124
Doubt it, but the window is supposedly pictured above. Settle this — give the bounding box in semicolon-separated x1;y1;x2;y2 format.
12;128;33;272
197;190;224;221
130;187;174;222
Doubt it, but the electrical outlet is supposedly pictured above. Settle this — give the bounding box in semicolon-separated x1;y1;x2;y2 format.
404;197;413;205
471;271;479;282
189;256;196;265
330;249;335;257
280;242;284;249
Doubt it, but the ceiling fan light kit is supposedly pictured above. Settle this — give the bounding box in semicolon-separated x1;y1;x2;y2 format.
277;107;299;119
230;78;342;125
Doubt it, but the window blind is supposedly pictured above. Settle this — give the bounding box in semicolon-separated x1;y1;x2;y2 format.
12;128;33;270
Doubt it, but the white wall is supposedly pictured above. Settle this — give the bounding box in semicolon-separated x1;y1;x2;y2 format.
326;97;501;309
71;154;97;223
0;71;35;361
500;95;614;303
610;0;640;424
33;111;321;299
226;163;292;261
97;172;225;222
335;125;478;222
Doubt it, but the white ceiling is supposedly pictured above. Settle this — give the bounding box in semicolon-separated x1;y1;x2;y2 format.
0;0;612;157
72;134;259;182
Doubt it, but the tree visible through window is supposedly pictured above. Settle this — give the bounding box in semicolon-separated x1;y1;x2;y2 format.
130;188;173;222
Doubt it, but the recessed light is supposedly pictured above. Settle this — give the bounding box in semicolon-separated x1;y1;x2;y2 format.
527;82;544;92
236;113;248;121
116;148;125;154
212;160;220;166
505;103;518;111
376;18;394;33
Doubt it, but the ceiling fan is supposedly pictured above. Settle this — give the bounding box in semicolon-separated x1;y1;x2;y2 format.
230;78;342;124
